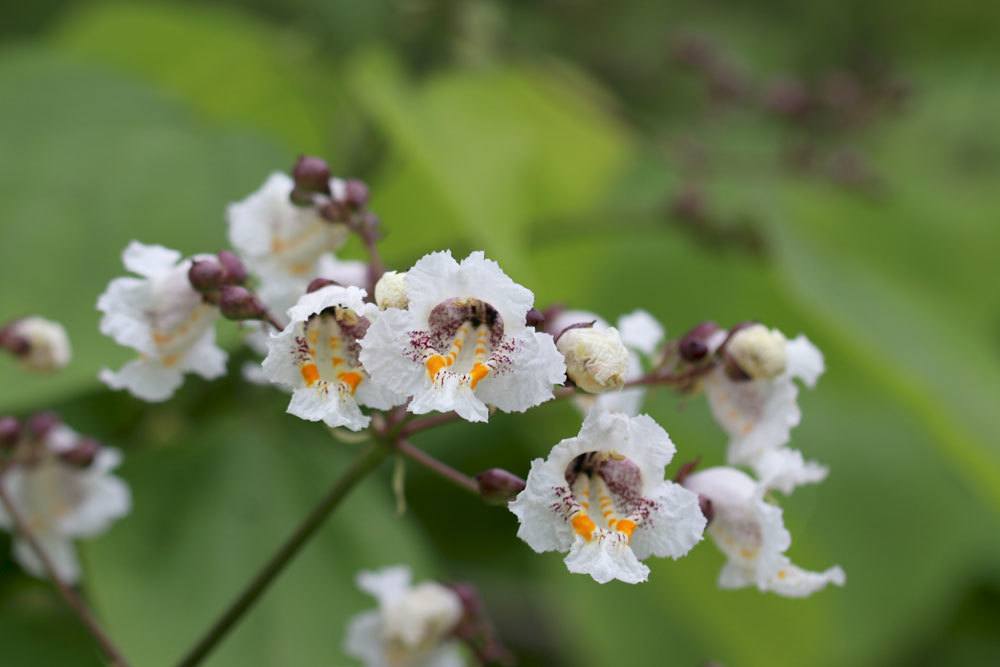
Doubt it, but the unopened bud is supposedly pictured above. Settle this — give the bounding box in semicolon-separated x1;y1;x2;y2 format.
525;308;545;330
188;259;226;293
476;468;526;505
2;317;71;372
343;179;369;210
27;411;61;439
216;250;247;285
726;323;787;380
291;155;331;205
60;437;100;468
218;286;267;321
374;271;408;310
306;277;339;293
0;417;21;449
557;325;629;394
678;321;719;362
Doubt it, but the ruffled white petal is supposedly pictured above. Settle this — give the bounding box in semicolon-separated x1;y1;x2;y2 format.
617;310;664;356
344;610;387;667
357;566;412;606
473;330;565;413
509;456;577;554
99;359;184;402
786;334;825;387
97;277;156;355
358;308;427;397
629;481;705;560
564;535;649;584
754;448;828;495
121;241;182;278
13;532;80;583
178;329;228;379
762;562;845;597
286;285;368;323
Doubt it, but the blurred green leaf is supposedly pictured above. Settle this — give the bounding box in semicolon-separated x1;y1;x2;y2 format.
351;49;631;277
80;379;436;667
0;47;289;410
50;2;347;155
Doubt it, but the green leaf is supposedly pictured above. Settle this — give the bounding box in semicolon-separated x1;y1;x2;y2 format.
351;49;631;277
0;47;289;411
49;2;348;155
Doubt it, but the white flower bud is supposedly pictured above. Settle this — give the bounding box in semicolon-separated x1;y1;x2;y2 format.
374;270;409;310
557;326;629;394
382;582;463;649
727;324;787;380
12;317;71;372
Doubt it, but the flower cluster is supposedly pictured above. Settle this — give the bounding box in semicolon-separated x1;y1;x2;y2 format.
81;156;847;664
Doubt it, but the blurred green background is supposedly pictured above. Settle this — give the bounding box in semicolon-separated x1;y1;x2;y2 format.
1;1;999;665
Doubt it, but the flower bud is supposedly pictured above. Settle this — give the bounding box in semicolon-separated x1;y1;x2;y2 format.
678;321;719;362
218;285;268;321
59;437;100;468
374;271;408;310
556;325;629;394
291;155;331;205
27;411;61;439
188;259;226;293
525;308;545;330
476;468;526;505
698;495;715;525
306;277;339;293
3;318;71;372
216;250;247;285
0;416;21;449
343;179;369;210
726;323;787;380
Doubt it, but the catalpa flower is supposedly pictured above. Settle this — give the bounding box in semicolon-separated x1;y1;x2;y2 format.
0;422;130;583
359;251;565;423
0;316;72;372
551;309;664;416
263;284;402;431
509;411;705;584
98;242;226;401
683;466;844;597
227;172;352;313
704;324;825;466
344;566;465;667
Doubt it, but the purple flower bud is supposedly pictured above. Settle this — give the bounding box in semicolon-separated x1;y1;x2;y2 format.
0;416;21;448
292;155;331;194
218;286;267;321
678;321;719;362
525;308;545;330
60;437;100;468
476;468;526;505
698;494;715;525
27;411;61;439
188;259;226;293
306;277;339;293
446;583;515;667
343;179;369;210
763;77;813;120
216;250;247;285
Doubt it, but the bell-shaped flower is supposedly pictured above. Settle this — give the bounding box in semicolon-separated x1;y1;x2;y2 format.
509;411;705;584
683;466;844;597
98;242;226;401
359;251;565;423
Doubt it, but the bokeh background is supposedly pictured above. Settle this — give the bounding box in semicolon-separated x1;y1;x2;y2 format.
2;1;999;665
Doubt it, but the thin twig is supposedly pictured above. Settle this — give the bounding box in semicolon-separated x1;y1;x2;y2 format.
0;480;132;667
395;439;479;495
397;411;462;438
175;443;389;667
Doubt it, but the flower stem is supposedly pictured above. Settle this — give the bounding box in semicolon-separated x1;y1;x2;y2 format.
0;482;132;667
175;443;389;667
397;411;462;438
396;439;479;495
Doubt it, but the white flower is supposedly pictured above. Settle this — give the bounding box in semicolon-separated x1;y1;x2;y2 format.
754;447;828;495
263;285;402;431
227;172;351;313
704;328;824;465
98;242;226;402
509;411;705;584
344;566;465;667
683;466;844;597
375;271;409;310
551;309;664;416
6;317;72;372
557;325;629;394
0;428;130;583
359;251;566;423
